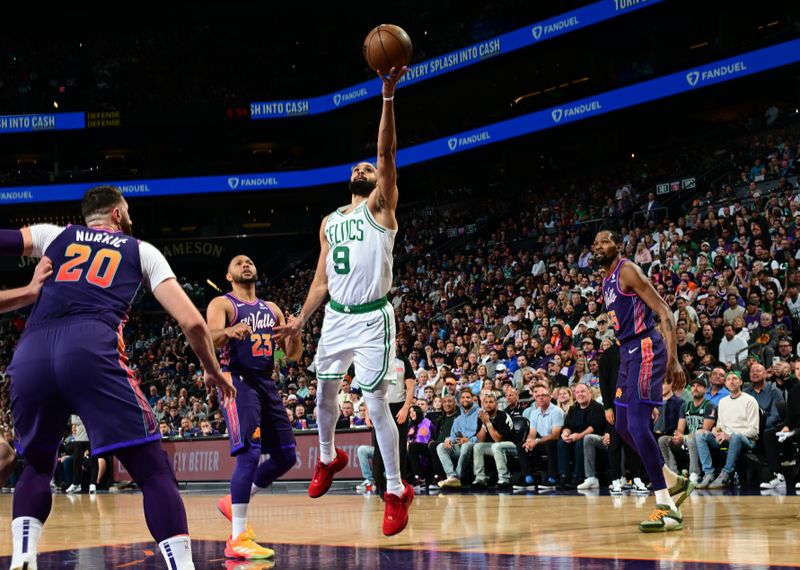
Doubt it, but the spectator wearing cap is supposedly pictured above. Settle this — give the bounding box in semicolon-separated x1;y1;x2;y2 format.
743;301;762;334
773;303;792;334
580;337;597;360
675;377;718;478
719;323;748;370
441;373;459;398
594;317;612;342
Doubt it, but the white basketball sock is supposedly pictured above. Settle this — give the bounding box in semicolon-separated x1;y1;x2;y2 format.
316;377;342;464
654;488;677;510
158;534;194;569
11;517;42;569
231;503;248;537
363;382;403;497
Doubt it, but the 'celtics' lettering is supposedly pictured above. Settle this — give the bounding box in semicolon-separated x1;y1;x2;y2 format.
325;219;364;246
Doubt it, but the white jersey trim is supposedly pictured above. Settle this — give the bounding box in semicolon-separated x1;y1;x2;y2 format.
28;224;63;258
139;241;175;292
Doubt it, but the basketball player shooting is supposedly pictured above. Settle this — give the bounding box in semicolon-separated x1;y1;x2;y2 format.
274;65;413;536
594;230;695;532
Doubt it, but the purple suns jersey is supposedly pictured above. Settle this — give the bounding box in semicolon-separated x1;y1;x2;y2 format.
602;258;656;344
219;293;277;377
26;224;175;327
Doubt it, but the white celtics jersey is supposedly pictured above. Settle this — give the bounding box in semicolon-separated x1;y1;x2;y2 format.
324;202;396;305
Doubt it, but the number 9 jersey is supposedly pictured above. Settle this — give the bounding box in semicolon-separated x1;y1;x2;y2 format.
27;223;174;326
324;202;396;306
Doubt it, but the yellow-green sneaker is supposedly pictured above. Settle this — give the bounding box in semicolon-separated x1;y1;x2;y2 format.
639;504;684;533
667;471;696;508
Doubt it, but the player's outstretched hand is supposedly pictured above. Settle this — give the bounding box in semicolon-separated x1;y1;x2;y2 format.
273;315;303;342
206;369;236;407
376;66;409;97
29;256;53;295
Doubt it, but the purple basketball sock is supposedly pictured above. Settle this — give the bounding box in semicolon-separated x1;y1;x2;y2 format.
615;403;666;490
252;445;296;489
231;443;260;504
13;447;58;523
115;441;188;542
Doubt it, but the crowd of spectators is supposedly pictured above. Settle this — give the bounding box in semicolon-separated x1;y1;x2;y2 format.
0;120;799;494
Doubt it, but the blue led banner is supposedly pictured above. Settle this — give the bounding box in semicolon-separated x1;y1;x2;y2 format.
0;39;798;205
0;112;85;134
250;0;663;119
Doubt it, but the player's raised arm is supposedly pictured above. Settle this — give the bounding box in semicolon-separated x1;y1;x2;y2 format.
370;66;408;216
273;216;330;341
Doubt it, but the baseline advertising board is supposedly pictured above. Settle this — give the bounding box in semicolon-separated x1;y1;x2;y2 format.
113;430;371;482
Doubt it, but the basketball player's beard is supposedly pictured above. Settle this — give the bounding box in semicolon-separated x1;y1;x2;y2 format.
232;273;257;284
120;217;133;235
349;179;376;197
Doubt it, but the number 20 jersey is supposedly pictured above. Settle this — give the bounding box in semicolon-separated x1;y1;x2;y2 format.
26;224;174;327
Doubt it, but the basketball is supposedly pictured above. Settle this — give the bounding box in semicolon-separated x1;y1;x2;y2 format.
363;24;413;73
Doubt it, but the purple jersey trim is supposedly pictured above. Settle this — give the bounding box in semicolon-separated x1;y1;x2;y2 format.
612;259;638;297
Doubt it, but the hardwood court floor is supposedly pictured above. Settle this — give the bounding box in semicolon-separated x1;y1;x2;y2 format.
1;490;799;568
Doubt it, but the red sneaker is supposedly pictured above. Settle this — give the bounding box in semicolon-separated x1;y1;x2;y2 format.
217;494;233;522
383;481;414;536
308;448;349;498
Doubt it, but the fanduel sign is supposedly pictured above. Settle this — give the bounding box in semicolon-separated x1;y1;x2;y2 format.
250;0;662;119
551;100;603;123
1;39;797;205
686;61;748;87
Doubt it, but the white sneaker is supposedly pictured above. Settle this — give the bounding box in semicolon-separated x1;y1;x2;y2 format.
609;477;625;495
796;481;800;491
65;484;80;494
576;477;599;490
689;472;699;484
355;478;373;493
631;477;650;495
437;476;461;489
89;484;97;494
760;473;786;489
